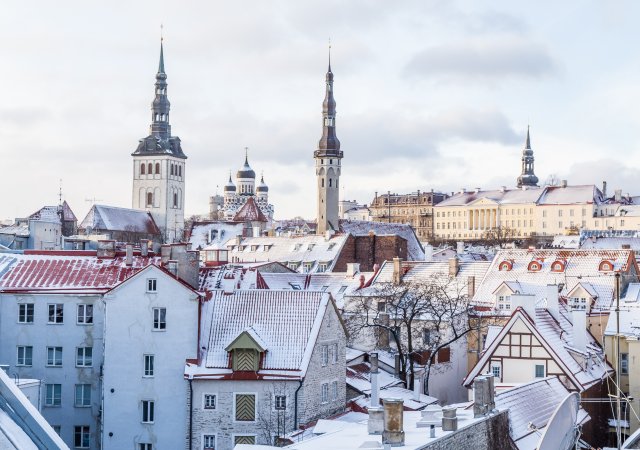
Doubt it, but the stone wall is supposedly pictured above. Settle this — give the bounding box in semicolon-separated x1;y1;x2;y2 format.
335;234;408;272
420;410;514;450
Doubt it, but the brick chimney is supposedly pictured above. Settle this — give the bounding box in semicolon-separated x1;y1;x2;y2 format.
382;399;405;446
125;244;133;267
448;257;459;277
392;257;402;285
97;240;116;259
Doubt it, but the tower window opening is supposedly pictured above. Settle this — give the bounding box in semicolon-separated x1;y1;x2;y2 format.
147;163;153;174
141;164;146;175
322;179;325;188
170;165;174;176
178;166;181;177
155;163;160;174
329;178;333;187
173;192;178;208
146;192;153;207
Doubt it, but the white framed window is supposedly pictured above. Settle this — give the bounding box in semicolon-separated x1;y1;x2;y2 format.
45;384;62;407
48;304;64;324
142;400;155;423
338;286;348;294
321;383;329;404
321;345;328;366
318;263;328;273
331;343;338;364
203;435;216;450
147;278;157;292
490;363;501;379
139;444;153;450
153;308;166;330
75;384;91;407
76;347;93;367
74;425;90;448
331;381;338;401
16;346;32;366
621;353;629;375
234;393;256;422
275;395;286;410
144;354;154;377
47;347;63;367
203;394;216;410
534;364;545;378
18;303;34;323
77;304;93;325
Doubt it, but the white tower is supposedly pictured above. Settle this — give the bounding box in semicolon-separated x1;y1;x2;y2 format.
314;52;343;234
132;42;187;242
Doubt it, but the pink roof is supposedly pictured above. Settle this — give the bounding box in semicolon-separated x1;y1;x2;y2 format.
233;197;267;222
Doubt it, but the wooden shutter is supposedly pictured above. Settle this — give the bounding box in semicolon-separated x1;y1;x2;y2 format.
234;436;256;445
235;394;256;421
437;347;450;363
234;349;257;371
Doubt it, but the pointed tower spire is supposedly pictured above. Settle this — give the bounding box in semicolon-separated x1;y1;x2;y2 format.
158;41;165;74
328;38;332;73
517;126;539;188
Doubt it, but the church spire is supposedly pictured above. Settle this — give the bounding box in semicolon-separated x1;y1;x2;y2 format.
150;39;171;139
516;125;539;188
316;44;341;156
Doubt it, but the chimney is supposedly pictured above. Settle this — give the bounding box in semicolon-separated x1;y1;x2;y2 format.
236;234;242;246
413;371;422;401
456;241;464;255
467;276;476;298
615;189;622;202
392;257;402;285
359;274;366;288
571;307;587;353
473;376;488;417
346;263;360;277
509;294;536;318
377;314;390;348
424;244;433;262
394;354;400;378
448;257;459;277
441;406;458;432
474;187;481;194
140;239;149;257
125;244;133;266
500;186;506;193
367;353;385;433
97;240;116;259
602;181;607;199
561;179;568;188
382;399;405;446
545;284;559;321
167;260;179;277
160;245;171;265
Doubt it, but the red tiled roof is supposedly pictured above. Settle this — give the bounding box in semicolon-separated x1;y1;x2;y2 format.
232;197;267;222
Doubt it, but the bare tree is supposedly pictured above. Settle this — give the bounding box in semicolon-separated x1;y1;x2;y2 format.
255;383;295;447
346;274;475;395
482;226;517;249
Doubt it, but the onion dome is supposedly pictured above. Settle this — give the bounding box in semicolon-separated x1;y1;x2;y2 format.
257;175;269;192
236;152;256;179
223;174;236;192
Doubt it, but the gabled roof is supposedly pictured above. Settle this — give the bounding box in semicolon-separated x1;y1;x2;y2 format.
188;221;244;250
367;259;490;287
567;282;598;299
463;305;613;391
225;326;268;352
188;290;343;379
233;197;267;222
79;205;160;234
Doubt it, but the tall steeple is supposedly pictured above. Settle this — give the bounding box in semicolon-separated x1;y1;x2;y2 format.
516;126;539;188
315;45;343;234
150;41;171;139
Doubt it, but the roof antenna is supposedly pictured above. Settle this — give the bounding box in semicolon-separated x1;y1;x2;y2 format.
58;179;63;206
160;23;164;43
328;37;332;71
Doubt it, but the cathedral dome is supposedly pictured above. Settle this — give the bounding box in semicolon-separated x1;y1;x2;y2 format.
236;155;256;179
223;175;236;192
256;175;269;193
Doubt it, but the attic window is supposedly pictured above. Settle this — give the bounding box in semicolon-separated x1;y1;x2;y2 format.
327;243;336;251
551;260;566;272
599;260;614;272
497;295;511;310
289;283;302;290
250;245;258;251
498;261;512;271
294;244;302;251
233;349;259;371
338;286;348;294
527;260;542;272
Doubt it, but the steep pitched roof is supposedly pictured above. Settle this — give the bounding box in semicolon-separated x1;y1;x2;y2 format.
79;205;160;234
232;197;267;222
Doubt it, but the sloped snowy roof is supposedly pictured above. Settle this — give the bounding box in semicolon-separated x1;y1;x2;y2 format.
537;184;602;205
581;236;640;251
79;205;160;234
0;223;29;237
604;286;640;337
28;205;60;223
196;290;334;377
346;362;402;394
339;220;424;260
472;249;635;313
367;259;490;289
436;188;543;207
188;221;244;250
233;197;267;222
0;253;161;293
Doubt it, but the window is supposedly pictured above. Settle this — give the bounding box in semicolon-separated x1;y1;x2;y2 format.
141;164;146;175
535;364;545;378
178;165;182;177
146;192;153;207
45;384;62;407
17;346;32;366
153;308;166;330
173;192;178;208
378;301;387;312
75;384;91;407
74;426;90;448
497;295;511;310
204;394;216;410
621;353;629;375
18;304;34;323
47;347;63;367
275;395;286;410
53;426;61;436
318;263;328;273
203;435;215;450
331;381;338;401
76;347;93;367
321;383;329;403
142;400;155;423
423;329;431;345
332;343;338;364
48;304;64;324
140;444;153;450
490;364;501;379
235;394;256;421
338;286;348;294
321;345;328;366
147;278;157;292
144;354;155;377
77;304;93;325
155;163;160;174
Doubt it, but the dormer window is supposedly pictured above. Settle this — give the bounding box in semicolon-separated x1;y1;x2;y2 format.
226;328;267;373
497;295;511;310
569;297;588;310
527;260;542;272
551;260;566;272
599;260;614;272
498;261;513;271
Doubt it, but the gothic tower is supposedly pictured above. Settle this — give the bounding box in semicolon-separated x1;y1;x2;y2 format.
314;52;343;234
131;41;187;242
516;126;539;188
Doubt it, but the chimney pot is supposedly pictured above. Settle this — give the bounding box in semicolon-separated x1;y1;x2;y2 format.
125;244;133;266
441;406;458;431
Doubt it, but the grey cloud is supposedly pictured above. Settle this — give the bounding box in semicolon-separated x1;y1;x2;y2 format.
404;39;557;80
562;159;640;195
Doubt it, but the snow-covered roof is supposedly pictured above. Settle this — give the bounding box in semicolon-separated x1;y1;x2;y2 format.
0;223;29;237
79;204;160;234
0;253;161;293
346;362;402;394
224;234;349;273
189;290;338;379
604;286;640;338
436;187;543;207
551;235;580;249
188;221;244;250
339;220;424;260
367;259;490;289
581;236;640;251
537;184;602;205
472;249;636;313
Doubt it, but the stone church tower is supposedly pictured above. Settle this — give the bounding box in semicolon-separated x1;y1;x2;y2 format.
131;42;187;242
314;54;343;234
516;126;539;188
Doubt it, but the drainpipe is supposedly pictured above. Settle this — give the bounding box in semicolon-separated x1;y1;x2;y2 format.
294;380;304;429
189;378;194;450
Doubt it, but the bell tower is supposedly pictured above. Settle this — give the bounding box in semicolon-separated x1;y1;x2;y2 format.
131;40;187;242
314;49;343;234
516;126;539;188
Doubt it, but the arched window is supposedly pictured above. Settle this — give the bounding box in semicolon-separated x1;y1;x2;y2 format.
321;179;325;188
498;261;513;271
147;163;153;174
178;165;182;177
140;164;146;175
329;178;333;187
155;163;160;174
170;164;174;176
146;192;153;207
173;192;178;208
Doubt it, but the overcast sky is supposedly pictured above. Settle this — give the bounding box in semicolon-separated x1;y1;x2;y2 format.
2;1;640;222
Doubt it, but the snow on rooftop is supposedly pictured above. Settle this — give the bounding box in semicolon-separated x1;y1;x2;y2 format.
435;187;543;207
340;220;424;261
188;221;244;250
79;204;160;234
